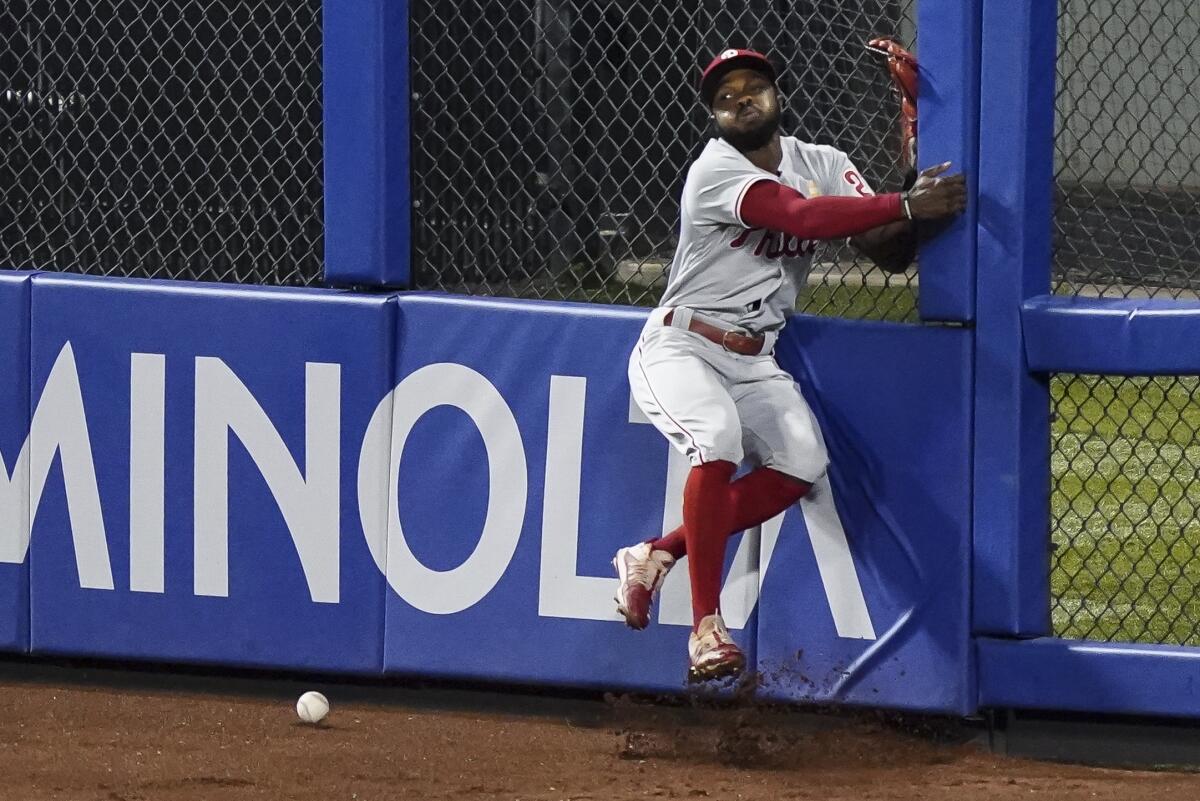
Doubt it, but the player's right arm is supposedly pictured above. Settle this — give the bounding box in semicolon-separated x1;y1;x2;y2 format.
736;166;965;241
738;181;905;240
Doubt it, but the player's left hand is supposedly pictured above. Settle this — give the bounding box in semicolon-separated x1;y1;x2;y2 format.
905;162;967;220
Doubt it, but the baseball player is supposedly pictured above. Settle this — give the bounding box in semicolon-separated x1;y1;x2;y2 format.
613;48;966;682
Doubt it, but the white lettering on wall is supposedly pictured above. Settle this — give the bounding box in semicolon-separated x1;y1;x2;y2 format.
538;375;623;621
0;342;112;589
360;363;527;615
801;474;875;639
0;346;877;639
193;358;341;602
129;353;166;593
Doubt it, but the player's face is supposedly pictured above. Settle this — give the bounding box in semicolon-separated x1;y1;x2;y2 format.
710;68;780;152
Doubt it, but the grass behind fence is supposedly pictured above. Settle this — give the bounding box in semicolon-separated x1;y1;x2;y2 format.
551;269;919;323
1051;374;1200;645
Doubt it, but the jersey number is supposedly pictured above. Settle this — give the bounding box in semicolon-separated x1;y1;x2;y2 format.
843;170;870;197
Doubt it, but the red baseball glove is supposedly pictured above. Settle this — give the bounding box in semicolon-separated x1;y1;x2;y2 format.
867;38;918;174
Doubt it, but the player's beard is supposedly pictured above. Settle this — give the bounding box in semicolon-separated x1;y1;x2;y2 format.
718;106;780;153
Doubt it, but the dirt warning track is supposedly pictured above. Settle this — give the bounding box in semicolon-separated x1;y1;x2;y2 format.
0;661;1195;801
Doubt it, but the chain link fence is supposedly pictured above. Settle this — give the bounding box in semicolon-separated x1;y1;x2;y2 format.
409;0;918;321
1054;0;1200;299
1051;2;1200;645
0;0;324;285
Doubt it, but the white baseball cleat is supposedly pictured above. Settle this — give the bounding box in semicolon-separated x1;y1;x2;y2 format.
612;542;675;630
688;614;745;683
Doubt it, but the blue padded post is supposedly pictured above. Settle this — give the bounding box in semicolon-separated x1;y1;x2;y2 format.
972;0;1056;636
323;0;411;287
915;0;981;322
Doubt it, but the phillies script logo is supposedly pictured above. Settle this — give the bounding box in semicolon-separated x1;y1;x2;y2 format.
730;227;818;260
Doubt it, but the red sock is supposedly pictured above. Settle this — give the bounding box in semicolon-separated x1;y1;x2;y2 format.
649;467;811;560
728;468;812;529
681;461;737;629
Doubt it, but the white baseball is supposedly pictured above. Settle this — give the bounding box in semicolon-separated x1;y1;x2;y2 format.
296;691;329;724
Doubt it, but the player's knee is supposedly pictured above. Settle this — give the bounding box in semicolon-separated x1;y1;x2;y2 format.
763;442;829;486
765;468;813;503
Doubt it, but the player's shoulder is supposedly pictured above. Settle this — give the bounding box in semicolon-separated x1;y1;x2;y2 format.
682;140;755;201
783;136;849;164
687;138;748;175
783;136;855;183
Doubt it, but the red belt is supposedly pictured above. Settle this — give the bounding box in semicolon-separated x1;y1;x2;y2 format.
663;310;766;356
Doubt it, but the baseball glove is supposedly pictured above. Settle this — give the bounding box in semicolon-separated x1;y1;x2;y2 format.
867;37;918;179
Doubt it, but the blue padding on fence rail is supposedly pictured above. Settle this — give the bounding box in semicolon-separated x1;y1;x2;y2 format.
322;0;411;287
971;0;1056;637
0;271;33;653
915;0;981;322
27;274;395;673
756;317;975;715
978;637;1200;719
1023;295;1200;375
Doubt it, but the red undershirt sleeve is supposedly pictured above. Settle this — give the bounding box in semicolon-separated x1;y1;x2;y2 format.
737;178;904;240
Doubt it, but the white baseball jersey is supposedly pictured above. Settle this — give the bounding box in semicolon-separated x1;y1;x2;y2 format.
659;135;874;333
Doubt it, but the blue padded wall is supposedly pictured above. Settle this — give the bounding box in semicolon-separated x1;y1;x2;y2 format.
0;271;33;653
756;316;975;714
10;276;973;711
382;295;723;691
28;275;395;672
381;296;974;711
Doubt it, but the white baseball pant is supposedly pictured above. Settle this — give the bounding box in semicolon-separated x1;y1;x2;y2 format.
627;307;829;482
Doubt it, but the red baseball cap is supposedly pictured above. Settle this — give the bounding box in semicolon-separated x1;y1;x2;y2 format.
699;48;777;107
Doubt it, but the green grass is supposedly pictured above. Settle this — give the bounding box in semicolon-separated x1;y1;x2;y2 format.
799;281;917;322
1051;375;1200;645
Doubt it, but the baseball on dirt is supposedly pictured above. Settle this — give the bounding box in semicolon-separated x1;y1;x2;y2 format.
296;691;329;724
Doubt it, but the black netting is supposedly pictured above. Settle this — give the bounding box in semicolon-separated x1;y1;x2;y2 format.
410;0;918;320
0;0;324;285
1052;374;1200;645
1054;0;1200;298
